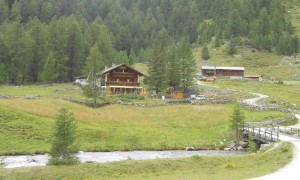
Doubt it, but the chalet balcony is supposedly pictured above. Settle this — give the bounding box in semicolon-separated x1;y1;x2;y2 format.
112;72;135;78
106;81;140;87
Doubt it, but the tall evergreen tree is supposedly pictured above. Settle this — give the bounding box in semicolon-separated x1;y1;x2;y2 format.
0;62;7;84
166;43;180;90
48;108;79;166
0;0;9;24
27;17;48;83
147;41;167;95
230;105;244;143
227;40;236;55
42;51;57;83
48;17;69;83
66;17;84;81
177;40;196;92
9;1;21;22
201;45;210;60
82;44;104;104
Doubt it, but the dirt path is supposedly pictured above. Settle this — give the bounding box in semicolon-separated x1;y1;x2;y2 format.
244;94;300;180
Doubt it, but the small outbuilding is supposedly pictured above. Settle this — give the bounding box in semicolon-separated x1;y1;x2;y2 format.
201;66;245;77
244;75;262;81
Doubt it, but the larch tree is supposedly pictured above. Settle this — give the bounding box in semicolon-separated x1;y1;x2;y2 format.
27;17;48;83
230;105;245;143
201;45;210;60
67;16;84;81
42;51;57;83
166;43;180;91
82;44;104;105
48;108;79;165
147;41;167;96
177;40;196;93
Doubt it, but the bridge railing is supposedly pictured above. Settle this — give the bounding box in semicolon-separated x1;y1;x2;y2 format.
242;123;279;142
271;125;300;138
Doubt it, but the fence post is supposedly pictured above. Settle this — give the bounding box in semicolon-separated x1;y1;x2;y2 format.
265;129;267;139
271;129;273;141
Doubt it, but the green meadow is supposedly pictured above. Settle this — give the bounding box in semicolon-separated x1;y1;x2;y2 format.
0;84;291;155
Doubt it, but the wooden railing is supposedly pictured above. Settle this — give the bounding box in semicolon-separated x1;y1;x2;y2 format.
272;125;300;138
106;81;140;87
242;123;279;142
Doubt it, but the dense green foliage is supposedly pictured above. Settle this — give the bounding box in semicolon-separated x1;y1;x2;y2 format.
0;0;298;85
49;108;79;165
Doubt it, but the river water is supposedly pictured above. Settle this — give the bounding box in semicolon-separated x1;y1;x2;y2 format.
1;150;245;169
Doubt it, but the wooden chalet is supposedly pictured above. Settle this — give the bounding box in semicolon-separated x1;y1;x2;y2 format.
101;64;145;94
201;66;245;77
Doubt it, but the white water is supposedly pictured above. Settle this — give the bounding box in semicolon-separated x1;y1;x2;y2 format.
1;150;245;169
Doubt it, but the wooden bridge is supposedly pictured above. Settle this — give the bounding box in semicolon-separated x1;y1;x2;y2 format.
242;123;279;143
241;123;300;143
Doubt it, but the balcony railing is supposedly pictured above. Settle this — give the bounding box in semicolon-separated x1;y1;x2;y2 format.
106;81;140;87
112;72;135;78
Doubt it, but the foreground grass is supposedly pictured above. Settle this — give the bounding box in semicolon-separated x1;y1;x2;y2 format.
0;142;293;180
0;100;289;155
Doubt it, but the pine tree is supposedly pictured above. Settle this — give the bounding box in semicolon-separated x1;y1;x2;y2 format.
147;41;167;95
9;1;21;22
230;105;244;143
27;17;48;83
67;17;84;81
48;17;69;83
201;45;210;60
178;40;196;92
0;0;8;24
129;48;136;65
166;43;180;90
227;40;236;55
292;35;299;54
42;51;57;83
0;62;7;84
82;44;104;105
48;108;79;166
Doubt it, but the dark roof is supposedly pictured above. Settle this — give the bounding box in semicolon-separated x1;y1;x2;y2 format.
101;64;144;76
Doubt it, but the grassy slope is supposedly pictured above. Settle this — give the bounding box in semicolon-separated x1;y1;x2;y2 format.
0;142;293;180
0;101;288;155
193;0;300;80
0;83;289;155
210;78;300;112
195;44;299;80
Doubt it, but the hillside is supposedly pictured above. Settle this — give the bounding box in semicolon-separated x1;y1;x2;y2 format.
0;0;299;85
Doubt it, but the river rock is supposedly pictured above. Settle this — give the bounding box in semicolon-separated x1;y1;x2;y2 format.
237;146;244;151
260;143;271;150
185;146;195;151
224;148;231;151
239;141;248;148
228;141;237;149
